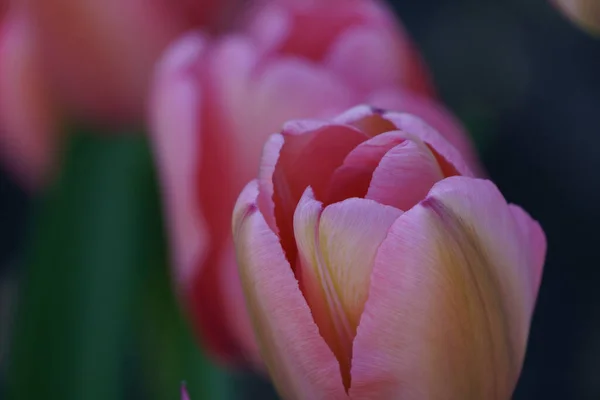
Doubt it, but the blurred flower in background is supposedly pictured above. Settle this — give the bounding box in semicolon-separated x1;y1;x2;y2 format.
551;0;600;35
150;0;479;367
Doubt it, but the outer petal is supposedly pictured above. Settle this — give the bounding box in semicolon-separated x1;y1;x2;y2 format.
0;11;57;189
294;189;402;389
350;177;545;399
233;181;347;400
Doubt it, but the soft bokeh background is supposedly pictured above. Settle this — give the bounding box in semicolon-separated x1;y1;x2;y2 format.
1;0;599;399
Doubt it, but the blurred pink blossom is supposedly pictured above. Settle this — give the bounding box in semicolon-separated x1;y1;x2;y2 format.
150;0;480;365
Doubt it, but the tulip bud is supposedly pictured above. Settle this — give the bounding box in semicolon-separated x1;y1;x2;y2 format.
233;105;546;399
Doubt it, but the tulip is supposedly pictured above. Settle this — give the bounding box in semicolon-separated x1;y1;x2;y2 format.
150;0;479;364
232;105;546;399
551;0;600;35
0;9;58;188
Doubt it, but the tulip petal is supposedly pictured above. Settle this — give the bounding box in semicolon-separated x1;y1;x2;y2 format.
351;176;544;399
233;181;347;400
272;124;367;265
294;188;401;389
366;138;444;210
325;131;408;204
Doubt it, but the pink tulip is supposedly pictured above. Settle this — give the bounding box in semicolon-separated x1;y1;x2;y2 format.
551;0;600;35
0;9;58;188
151;1;480;364
233;105;546;399
18;0;241;122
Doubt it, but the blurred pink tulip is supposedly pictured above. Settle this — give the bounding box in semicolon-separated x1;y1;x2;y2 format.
0;9;58;188
18;0;241;122
150;0;480;364
233;105;546;399
552;0;600;35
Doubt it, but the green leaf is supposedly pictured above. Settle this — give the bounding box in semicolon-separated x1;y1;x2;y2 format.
6;131;235;400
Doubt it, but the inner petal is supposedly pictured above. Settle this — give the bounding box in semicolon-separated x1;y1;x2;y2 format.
273;125;367;267
366;138;444;210
325;130;409;204
293;188;402;390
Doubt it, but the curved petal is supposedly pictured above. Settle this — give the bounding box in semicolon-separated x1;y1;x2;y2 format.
326;131;408;204
233;181;347;400
294;188;402;389
273;123;367;265
350;177;544;399
366;138;444;210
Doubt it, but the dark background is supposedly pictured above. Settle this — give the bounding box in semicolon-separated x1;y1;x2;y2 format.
1;0;599;398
